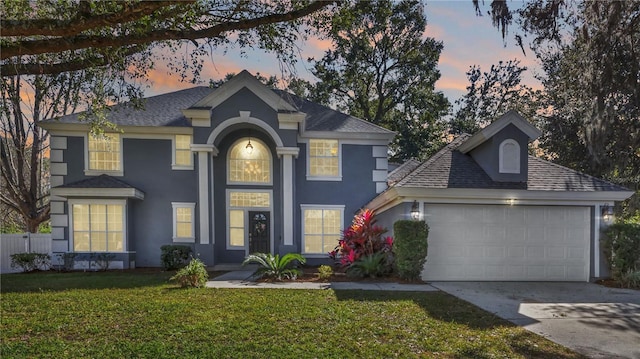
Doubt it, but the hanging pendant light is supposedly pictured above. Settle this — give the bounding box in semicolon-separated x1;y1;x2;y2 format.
245;137;254;154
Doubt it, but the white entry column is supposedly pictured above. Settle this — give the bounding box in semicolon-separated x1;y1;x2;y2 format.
191;144;218;244
276;147;299;246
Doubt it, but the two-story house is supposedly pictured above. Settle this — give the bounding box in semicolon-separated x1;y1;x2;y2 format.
40;71;395;268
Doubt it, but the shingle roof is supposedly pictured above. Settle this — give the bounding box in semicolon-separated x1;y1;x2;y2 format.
59;174;140;189
43;84;393;135
392;135;629;192
273;90;394;134
388;159;421;186
42;87;214;127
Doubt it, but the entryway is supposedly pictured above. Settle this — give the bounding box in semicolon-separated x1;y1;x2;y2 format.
248;211;270;254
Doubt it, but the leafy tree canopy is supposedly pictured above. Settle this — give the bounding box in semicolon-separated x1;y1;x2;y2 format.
305;0;449;161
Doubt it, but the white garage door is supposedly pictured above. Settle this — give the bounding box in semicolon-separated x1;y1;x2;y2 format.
422;204;590;281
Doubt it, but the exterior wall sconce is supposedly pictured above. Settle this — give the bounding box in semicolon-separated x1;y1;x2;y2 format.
410;200;420;220
602;204;614;223
507;198;516;206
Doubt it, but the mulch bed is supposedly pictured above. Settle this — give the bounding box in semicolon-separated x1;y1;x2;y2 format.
256;265;425;284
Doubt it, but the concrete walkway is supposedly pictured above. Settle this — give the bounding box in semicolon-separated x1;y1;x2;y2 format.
206;270;438;291
432;282;640;359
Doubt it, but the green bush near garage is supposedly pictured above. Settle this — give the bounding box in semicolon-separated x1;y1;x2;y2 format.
603;221;640;288
393;220;429;281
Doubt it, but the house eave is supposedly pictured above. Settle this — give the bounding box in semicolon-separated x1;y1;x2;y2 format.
369;187;634;213
300;130;395;142
38;122;193;135
51;187;145;200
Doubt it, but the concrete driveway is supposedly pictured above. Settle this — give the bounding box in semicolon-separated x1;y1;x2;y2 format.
431;282;640;359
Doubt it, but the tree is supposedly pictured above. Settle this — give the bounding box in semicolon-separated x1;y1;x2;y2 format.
306;0;449;161
451;59;542;135
1;0;336;232
1;0;335;77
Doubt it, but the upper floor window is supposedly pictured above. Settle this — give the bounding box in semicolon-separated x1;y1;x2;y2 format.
173;135;193;169
88;133;121;172
499;139;520;174
308;139;340;179
228;138;271;184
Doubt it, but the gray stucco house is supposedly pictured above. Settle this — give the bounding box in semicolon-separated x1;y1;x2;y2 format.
40;70;395;268
369;111;633;282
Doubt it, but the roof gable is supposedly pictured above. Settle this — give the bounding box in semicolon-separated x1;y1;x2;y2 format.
457;110;542;154
190;70;297;112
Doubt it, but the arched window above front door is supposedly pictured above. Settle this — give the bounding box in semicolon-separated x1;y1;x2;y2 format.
228;137;271;184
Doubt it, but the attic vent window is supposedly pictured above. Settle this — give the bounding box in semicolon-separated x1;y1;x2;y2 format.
499;139;520;174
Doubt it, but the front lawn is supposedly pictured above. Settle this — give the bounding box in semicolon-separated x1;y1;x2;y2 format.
1;271;584;358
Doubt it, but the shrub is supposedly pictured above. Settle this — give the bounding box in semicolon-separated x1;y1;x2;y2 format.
160;245;192;270
242;252;306;281
10;252;51;272
346;252;391;278
603;222;640;288
170;258;209;288
329;209;393;275
55;252;78;271
393;220;429;281
317;265;333;281
90;253;116;271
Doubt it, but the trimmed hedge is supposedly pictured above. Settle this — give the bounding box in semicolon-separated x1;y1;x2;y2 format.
160;245;192;270
393;220;429;281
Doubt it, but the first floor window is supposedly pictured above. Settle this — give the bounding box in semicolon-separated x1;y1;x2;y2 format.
172;202;195;242
72;201;125;252
302;205;343;254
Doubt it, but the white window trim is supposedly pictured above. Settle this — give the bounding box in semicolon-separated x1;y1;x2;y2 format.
499;139;521;174
68;199;127;252
84;133;124;176
172;202;196;243
227;137;273;186
172;135;194;170
300;204;345;257
226;189;273;254
305;139;343;181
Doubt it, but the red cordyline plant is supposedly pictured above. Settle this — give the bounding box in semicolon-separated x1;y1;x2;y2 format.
329;209;394;267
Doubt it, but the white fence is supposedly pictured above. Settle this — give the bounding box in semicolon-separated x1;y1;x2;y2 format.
0;233;52;273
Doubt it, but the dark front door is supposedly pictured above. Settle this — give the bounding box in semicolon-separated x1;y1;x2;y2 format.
249;211;270;254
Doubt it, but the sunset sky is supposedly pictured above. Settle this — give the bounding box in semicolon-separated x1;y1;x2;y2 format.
143;1;539;106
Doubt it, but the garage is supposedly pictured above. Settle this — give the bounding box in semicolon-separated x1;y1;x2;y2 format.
422;204;591;281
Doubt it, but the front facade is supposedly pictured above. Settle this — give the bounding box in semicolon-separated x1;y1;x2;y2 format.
370;111;633;282
41;71;394;268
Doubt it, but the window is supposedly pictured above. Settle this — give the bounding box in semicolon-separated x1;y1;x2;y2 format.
228;138;271;184
499;139;520;174
174;135;193;168
88;133;121;172
172;202;195;242
71;201;125;252
227;190;271;249
301;205;344;254
308;139;340;179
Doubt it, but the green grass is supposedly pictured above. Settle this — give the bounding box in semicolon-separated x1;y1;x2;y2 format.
1;271;585;358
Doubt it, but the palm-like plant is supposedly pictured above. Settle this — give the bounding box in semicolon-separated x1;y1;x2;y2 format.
242;252;306;281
